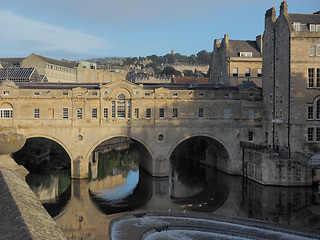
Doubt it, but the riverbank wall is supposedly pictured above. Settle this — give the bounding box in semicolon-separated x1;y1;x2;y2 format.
242;148;312;186
0;167;66;239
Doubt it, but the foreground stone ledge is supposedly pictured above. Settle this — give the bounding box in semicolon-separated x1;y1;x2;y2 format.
0;167;66;240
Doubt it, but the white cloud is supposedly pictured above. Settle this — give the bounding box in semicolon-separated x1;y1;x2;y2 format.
0;10;113;57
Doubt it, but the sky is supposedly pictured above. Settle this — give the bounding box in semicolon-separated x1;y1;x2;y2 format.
0;0;319;60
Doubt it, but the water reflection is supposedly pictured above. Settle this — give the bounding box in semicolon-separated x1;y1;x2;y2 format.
25;142;320;239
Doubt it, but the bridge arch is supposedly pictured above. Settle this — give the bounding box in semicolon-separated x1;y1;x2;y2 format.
22;134;73;162
168;134;230;169
86;134;153;175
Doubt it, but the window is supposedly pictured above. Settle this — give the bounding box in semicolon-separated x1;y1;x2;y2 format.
317;69;320;87
117;94;126;118
63;92;68;96
145;93;150;97
245;68;251;77
77;108;82;119
310;24;316;32
293;22;300;31
308;68;314;87
317;100;320;119
233;68;238;77
199;108;204;118
173;108;178;118
240;52;252;57
310;46;316;57
34;108;40;119
173;93;178;97
112;101;116;118
159;108;164;118
103;108;108;119
318;43;320;56
308;127;314;142
134;108;139;118
63;108;68;119
248;109;254;119
146;108;151;119
3;91;9;95
92;92;98;96
224;109;230;119
257;68;262;77
34;92;40;96
0;108;12;119
92;108;97;119
308;106;314;120
248;131;253;141
127;101;131;118
317;128;320;142
199;93;204;97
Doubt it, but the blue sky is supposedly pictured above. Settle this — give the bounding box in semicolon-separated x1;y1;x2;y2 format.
0;0;318;60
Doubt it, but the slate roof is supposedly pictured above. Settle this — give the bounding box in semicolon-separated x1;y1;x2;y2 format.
228;40;261;57
0;58;25;66
288;13;320;24
0;67;42;82
32;54;78;69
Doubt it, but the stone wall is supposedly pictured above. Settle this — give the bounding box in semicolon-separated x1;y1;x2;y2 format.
0;167;66;239
243;149;312;186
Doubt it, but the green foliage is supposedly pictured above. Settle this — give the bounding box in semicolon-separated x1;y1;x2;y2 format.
96;144;139;180
13;138;71;173
161;66;182;76
183;69;194;77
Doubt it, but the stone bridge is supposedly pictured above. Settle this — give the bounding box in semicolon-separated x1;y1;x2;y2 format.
0;80;263;179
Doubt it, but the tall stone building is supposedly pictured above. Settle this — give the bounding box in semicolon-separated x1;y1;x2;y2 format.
210;34;263;87
262;1;320;155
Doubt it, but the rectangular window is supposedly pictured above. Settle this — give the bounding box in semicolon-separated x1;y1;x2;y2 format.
308;68;314;87
317;69;320;87
257;68;262;77
92;108;97;119
318;43;320;56
134;108;139;118
293;22;300;31
173;93;178;97
0;109;12;119
224;109;230;119
248;109;254;119
34;92;40;96
3;91;9;95
317;128;320;142
112;101;115;118
159;108;165;118
199;108;204;118
233;68;238;77
173;108;178;118
146;108;151;119
245;68;251;77
310;46;316;57
34;108;40;119
248;131;253;141
77;108;82;119
63;92;68;96
103;108;108;119
310;24;316;32
127;101;131;118
308;106;314;120
308;127;314;142
63;108;68;119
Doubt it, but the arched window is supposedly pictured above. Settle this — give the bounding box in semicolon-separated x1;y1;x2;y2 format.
117;94;126;118
317;99;320;119
0;102;13;119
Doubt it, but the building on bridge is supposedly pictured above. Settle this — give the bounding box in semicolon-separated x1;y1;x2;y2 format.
262;1;320;156
209;34;263;88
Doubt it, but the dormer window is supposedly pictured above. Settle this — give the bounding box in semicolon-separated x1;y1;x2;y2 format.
293;22;300;31
309;24;320;32
239;52;252;57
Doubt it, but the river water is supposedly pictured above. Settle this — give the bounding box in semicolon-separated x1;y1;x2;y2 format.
20;140;320;239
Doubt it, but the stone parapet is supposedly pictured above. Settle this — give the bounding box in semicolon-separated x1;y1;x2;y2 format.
0;167;66;239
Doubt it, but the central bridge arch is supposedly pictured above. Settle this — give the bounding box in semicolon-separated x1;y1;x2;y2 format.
87;135;153;177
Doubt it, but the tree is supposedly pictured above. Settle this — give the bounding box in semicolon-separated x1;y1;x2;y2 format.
196;50;211;65
183;69;194;77
161;66;181;76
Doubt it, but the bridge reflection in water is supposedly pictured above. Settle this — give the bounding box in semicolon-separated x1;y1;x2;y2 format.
25;144;320;239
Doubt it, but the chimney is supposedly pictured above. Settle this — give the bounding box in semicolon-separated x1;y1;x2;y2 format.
224;34;229;45
214;39;220;49
280;1;288;15
265;7;276;26
256;35;263;55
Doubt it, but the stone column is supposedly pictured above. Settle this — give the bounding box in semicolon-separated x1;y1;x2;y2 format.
0;128;28;177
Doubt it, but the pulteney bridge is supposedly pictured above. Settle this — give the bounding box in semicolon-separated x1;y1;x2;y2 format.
0;80;262;179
